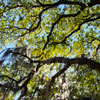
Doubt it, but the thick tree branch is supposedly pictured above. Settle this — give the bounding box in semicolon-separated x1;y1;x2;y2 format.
36;0;86;8
31;57;100;72
1;48;100;71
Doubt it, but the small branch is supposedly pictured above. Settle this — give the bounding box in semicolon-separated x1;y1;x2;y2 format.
47;64;69;90
52;15;100;44
17;87;27;100
20;70;34;89
0;75;18;83
38;64;70;98
43;9;82;50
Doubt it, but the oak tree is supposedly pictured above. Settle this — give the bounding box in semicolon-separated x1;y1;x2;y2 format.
0;0;100;99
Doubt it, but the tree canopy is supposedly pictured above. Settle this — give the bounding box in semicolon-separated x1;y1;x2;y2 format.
0;0;100;100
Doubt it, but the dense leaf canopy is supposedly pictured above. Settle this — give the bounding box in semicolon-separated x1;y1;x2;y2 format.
0;0;100;100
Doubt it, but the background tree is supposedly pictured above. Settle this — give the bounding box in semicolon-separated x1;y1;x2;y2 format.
0;0;100;100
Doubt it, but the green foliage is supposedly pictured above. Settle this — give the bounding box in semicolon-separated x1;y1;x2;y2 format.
0;0;100;99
